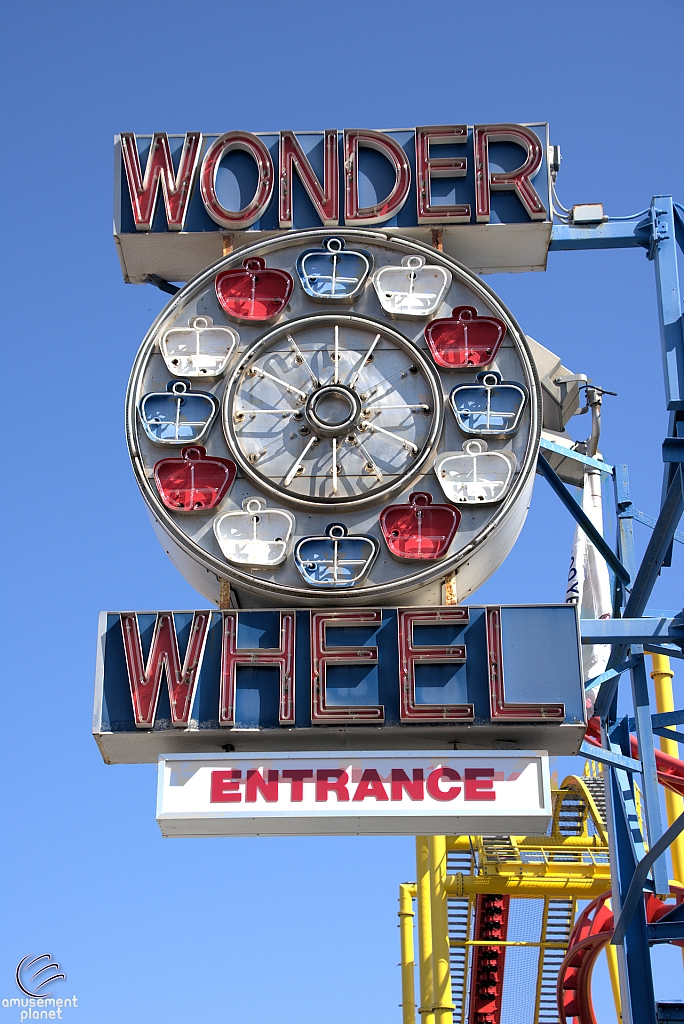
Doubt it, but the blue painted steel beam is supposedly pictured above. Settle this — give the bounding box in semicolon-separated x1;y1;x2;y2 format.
643;642;684;661
549;219;650;251
651;198;684;411
580;617;684;645
629;651;669;895
612;810;684;943
538;437;613;474
603;724;656;1024
537;453;630;582
579;741;642;773
623;466;684;619
626;506;684;544
647;899;684;943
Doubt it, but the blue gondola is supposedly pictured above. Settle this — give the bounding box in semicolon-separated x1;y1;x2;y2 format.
138;380;219;445
449;371;528;438
296;237;372;302
294;523;378;587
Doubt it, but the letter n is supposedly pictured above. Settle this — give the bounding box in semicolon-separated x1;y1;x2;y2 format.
120;612;211;727
120;132;202;230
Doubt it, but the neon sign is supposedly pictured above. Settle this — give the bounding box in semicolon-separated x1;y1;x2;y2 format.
114;124;553;280
94;604;585;762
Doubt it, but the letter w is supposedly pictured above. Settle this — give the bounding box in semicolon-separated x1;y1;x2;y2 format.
120;612;210;728
120;132;202;230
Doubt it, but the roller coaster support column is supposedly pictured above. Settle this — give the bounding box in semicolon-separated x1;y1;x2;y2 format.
429;836;454;1024
416;838;435;1024
399;884;417;1024
651;654;684;885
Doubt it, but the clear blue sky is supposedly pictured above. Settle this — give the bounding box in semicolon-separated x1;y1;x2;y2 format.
1;1;682;1021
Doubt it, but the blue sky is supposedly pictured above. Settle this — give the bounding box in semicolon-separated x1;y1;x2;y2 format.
1;1;682;1021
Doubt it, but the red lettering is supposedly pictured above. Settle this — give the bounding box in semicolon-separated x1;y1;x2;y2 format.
282;769;314;801
316;769;350;802
398;609;473;722
279;130;339;229
390;768;424;801
220;611;295;726
426;767;461;802
464;768;496;801
120;132;202;231
200;131;274;229
473;124;546;223
415;125;470;224
311;611;383;723
352;769;389;802
245;769;279;803
343;129;411;225
120;612;210;728
211;769;242;803
486;608;564;721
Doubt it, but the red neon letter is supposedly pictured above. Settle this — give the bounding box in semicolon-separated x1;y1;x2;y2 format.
245;769;279;803
120;132;202;231
473;124;547;223
311;611;383;724
464;768;496;801
398;608;473;722
200;131;274;229
316;769;350;802
219;611;295;727
343;129;411;225
486;608;565;721
352;769;389;802
279;130;339;229
211;769;242;803
426;767;461;802
282;769;314;802
390;769;424;802
415;125;470;224
120;612;210;728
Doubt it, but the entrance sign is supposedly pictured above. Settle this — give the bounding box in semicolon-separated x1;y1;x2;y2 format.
156;750;551;837
93;604;585;764
114;124;552;282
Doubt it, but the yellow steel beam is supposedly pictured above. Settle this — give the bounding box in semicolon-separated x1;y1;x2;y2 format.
399;883;416;1024
429;836;454;1024
415;837;435;1024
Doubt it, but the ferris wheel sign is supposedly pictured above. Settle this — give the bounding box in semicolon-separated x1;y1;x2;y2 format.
96;142;584;785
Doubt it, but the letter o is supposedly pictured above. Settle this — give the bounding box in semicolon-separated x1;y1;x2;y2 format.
200;131;274;229
426;766;461;801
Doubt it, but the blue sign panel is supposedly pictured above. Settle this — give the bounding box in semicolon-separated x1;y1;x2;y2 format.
94;605;584;763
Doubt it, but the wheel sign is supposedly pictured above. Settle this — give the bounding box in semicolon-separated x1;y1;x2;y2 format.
125;229;541;608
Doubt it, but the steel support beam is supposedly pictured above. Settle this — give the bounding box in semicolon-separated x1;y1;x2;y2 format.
651;197;684;411
629;650;669;894
536;453;630;582
612;810;684;944
580;617;684;645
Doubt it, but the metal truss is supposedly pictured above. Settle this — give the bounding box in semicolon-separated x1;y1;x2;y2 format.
540;199;684;1023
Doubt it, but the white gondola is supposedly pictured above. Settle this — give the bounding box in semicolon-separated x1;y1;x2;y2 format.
213;498;295;568
435;439;517;505
373;255;450;318
160;316;238;378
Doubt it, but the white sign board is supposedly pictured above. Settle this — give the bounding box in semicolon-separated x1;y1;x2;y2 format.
157;750;551;837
